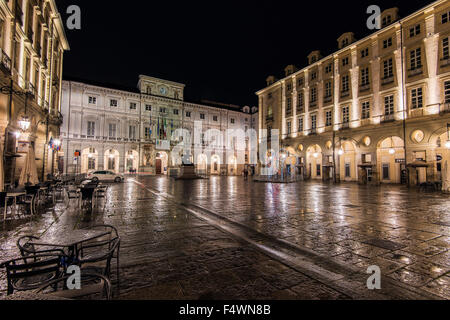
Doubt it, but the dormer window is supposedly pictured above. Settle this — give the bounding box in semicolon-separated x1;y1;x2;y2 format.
382;15;392;27
311;56;317;63
342;38;349;47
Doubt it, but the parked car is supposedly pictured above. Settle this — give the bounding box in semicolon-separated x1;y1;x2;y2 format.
87;171;124;183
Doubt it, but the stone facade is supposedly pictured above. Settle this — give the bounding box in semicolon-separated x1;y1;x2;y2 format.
0;0;69;186
257;1;450;190
61;77;258;176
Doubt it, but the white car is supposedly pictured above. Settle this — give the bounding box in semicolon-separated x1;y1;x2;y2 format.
87;171;124;183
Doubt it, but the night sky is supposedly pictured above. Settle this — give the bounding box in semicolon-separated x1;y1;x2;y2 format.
56;0;430;107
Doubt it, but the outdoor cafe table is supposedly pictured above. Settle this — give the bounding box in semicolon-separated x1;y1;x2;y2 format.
29;229;110;263
6;192;26;213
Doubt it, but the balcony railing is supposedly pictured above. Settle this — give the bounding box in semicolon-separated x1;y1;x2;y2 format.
381;113;395;123
323;96;332;104
440;57;450;68
341;90;350;99
408;66;423;77
309;102;318;110
359;83;370;92
0;49;12;73
340;122;350;130
381;76;394;85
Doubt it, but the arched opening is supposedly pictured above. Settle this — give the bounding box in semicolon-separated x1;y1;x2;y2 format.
211;154;221;175
104;149;120;174
228;156;238;176
126;150;139;173
155;151;168;175
339;141;357;182
81;147;99;174
435;132;450;191
197;154;208;175
306;145;322;180
377;136;405;184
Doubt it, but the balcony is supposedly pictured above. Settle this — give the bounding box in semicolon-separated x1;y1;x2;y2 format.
308;128;317;136
27;82;36;98
340;122;350;130
381;114;395;123
359;83;370;93
296;107;304;114
309;102;318;110
440;57;450;68
381;76;394;85
408;66;423;77
323;96;332;104
0;49;12;73
340;90;350;99
440;103;450;114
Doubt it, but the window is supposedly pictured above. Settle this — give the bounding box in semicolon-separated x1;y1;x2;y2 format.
384;95;394;115
298;117;303;132
173;109;179;115
325;64;332;74
445;81;450;103
108;124;117;138
342;57;349;66
200;113;205;120
410;48;422;70
231;118;235;124
342;106;350;123
311;114;317;130
345;163;351;178
129;126;136;140
342;75;350;92
297;92;304;112
361;67;370;86
88;96;97;105
361;48;369;58
342;38;349;47
159;107;166;113
316;164;321;177
145;104;152;111
383;58;394;79
361;101;370;119
286;97;292;113
298;78;304;86
213;116;218;122
443;37;449;60
325;110;332;127
268;93;273;99
311;72;317;81
186;111;191;118
411;88;423;109
287;84;292;91
130;102;137;110
409;24;421;38
144;127;151;139
383;38;392;49
325;81;332;98
87;121;95;137
382;164;390;180
88;158;96;170
287;121;292;135
110;99;118;107
382;15;392;27
310;87;317;104
442;11;450;24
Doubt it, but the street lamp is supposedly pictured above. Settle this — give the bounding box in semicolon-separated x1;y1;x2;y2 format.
389;148;396;155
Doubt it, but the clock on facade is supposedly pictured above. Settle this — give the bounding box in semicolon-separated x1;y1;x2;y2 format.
159;87;167;95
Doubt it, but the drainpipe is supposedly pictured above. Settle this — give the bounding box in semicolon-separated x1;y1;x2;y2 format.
400;22;409;187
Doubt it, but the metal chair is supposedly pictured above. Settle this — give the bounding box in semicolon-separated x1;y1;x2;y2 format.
17;235;66;258
36;272;112;300
78;236;120;290
0;253;66;295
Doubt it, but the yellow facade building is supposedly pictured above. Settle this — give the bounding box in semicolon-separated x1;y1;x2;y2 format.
257;0;450;191
0;0;69;186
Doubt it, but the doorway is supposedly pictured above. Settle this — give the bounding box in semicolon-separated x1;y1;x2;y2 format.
156;159;162;174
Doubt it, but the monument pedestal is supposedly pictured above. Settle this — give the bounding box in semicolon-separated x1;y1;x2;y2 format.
176;164;202;180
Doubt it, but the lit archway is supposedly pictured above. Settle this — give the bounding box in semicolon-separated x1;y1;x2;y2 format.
376;136;405;184
81;147;99;173
126;150;139;173
228;156;238;176
306;145;322;180
339;141;357;182
211;154;221;175
104;149;120;173
155;151;168;175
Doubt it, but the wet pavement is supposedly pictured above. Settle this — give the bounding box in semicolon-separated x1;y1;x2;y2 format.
0;176;449;300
